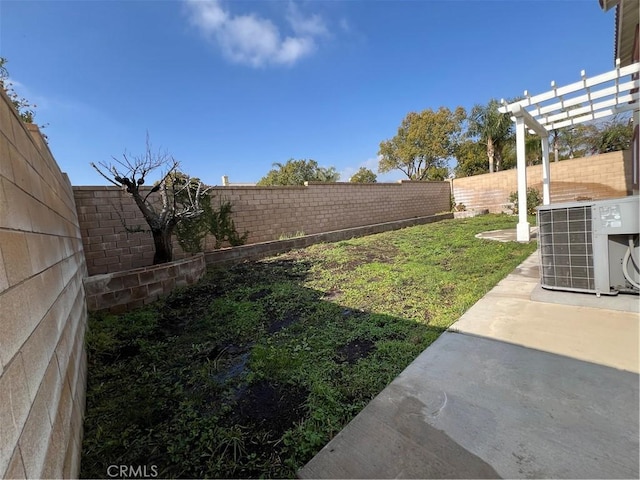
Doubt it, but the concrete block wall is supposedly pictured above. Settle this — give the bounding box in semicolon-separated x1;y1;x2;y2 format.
84;253;206;313
205;213;453;269
452;151;632;213
214;181;451;244
0;89;88;478
73;186;155;275
74;181;452;276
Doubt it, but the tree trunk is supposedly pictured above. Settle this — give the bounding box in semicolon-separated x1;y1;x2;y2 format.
487;137;495;173
152;227;174;264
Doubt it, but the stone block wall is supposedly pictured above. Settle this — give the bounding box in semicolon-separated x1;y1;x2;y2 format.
73;186;155;275
205;213;453;268
452;151;632;213
84;253;206;313
0;89;87;478
74;181;452;276
215;181;451;243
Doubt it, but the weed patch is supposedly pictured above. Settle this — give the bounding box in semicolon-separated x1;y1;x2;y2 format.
81;214;535;478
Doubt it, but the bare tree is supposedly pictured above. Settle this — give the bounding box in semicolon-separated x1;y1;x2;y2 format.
91;136;209;264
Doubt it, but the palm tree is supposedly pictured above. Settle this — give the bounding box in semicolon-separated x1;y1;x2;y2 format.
549;129;560;162
467;99;514;173
525;132;542;166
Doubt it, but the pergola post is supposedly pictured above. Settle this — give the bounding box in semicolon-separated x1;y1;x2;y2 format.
515;116;530;242
541;135;550;205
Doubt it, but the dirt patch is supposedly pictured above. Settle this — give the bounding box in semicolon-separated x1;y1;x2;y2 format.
165;282;223;309
424;310;432;324
438;258;452;271
322;242;399;271
438;283;456;306
97;343;141;364
361;245;395;263
323;288;343;301
236;380;309;437
267;312;301;334
158;282;224;335
229;259;311;286
336;338;376;364
213;351;251;384
156;313;193;336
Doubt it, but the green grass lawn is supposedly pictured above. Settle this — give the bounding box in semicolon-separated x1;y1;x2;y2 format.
81;214;537;478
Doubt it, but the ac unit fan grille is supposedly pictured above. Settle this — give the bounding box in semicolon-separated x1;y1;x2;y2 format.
538;206;594;291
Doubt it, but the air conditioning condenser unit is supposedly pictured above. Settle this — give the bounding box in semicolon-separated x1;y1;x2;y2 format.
537;196;640;296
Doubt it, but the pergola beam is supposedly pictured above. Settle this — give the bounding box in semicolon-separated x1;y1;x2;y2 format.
531;79;639;118
544;100;638;130
508;62;639;108
508;104;548;136
541;91;638;125
499;61;640;243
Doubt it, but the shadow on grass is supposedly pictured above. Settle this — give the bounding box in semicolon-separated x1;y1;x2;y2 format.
81;257;445;479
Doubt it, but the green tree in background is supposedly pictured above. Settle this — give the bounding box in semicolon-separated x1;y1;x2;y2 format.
525;132;543;166
453;140;488;177
423;166;450;181
257;159;339;185
349;167;377;183
378;107;464;181
467;99;513;173
549;104;585;162
549;128;561;163
458;101;631;175
529;116;631;162
586;115;633;154
557;124;593;159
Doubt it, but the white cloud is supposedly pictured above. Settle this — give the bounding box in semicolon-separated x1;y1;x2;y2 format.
184;0;328;67
286;2;327;37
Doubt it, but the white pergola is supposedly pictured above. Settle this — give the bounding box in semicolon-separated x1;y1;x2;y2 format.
499;59;640;241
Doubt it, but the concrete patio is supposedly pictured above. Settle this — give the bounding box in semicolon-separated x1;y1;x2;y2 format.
299;232;639;479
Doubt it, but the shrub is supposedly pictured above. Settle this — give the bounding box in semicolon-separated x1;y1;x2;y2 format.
208;199;249;248
175;195;248;252
507;188;542;215
174;178;213;254
450;195;466;212
176;209;210;254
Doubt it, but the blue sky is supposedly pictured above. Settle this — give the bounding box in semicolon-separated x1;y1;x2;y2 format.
1;0;617;185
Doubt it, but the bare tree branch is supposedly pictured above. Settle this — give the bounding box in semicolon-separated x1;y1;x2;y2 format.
90;136;211;264
90;162;123;187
